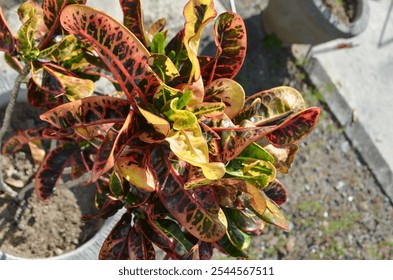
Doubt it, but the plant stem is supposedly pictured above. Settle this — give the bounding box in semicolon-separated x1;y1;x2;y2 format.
0;63;31;198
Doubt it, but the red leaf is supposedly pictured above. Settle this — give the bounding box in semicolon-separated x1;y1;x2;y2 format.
0;7;15;53
120;0;147;46
2;127;47;156
34;143;79;201
201;12;247;84
60;5;160;105
40;96;130;129
266;107;320;146
99;212;132;260
263;180;288;206
153;147;227;242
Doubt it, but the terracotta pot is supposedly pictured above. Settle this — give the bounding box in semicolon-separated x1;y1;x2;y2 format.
261;0;369;45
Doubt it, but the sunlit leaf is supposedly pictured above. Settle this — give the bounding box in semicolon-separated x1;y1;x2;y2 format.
40;96;130;128
116;149;156;192
148;53;179;83
61;5;160;105
201;12;247;84
245;86;307;124
204;78;245;119
266;107;320;146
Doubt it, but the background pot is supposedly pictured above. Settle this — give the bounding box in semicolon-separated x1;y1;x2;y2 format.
261;0;370;45
0;88;121;260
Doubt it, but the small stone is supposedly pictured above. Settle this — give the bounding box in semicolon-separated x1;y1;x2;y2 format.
286;237;296;253
323;211;329;218
335;181;345;191
54;248;63;256
348;196;354;202
305;184;311;191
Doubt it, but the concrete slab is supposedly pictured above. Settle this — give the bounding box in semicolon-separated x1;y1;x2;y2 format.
298;0;393;200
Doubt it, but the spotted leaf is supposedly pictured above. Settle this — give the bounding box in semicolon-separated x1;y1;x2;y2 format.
120;0;147;46
152;147;227;242
182;0;216;101
204;78;245;119
263;180;288;206
266;107;320;146
2;127;47;156
201;12;246;84
147;18;166;42
148;53;180;83
99;212;132;260
34;143;80;201
128;223;156;260
0;7;15;53
61;5;160;105
40;96;130;129
116;149;156;193
244;86;307;124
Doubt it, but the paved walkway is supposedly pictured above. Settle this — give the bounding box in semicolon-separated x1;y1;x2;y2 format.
301;0;393;200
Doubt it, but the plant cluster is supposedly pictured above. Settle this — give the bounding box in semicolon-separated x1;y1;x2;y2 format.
0;0;320;259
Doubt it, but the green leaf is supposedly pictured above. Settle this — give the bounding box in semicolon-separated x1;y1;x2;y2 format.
155;219;195;253
109;172;124;197
239;142;275;163
150;32;166;54
39;35;78;62
215;233;249;259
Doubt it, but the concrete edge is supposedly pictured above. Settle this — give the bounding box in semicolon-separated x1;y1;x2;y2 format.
300;51;393;203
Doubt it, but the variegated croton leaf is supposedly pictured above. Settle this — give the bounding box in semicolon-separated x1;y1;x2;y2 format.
0;7;16;54
39;96;130;129
152;146;228;242
200;12;247;85
34;142;80;201
60;4;160;105
120;0;147;47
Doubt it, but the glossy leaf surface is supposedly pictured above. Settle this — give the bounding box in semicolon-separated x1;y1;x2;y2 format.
204;78;245;119
153;147;227;242
61;5;159;105
201;12;246;84
266;107;320;146
40;96;130;128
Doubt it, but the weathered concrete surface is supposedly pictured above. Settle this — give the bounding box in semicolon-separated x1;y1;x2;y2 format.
296;0;393;200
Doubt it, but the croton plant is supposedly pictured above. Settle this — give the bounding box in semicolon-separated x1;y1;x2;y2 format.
0;0;320;259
